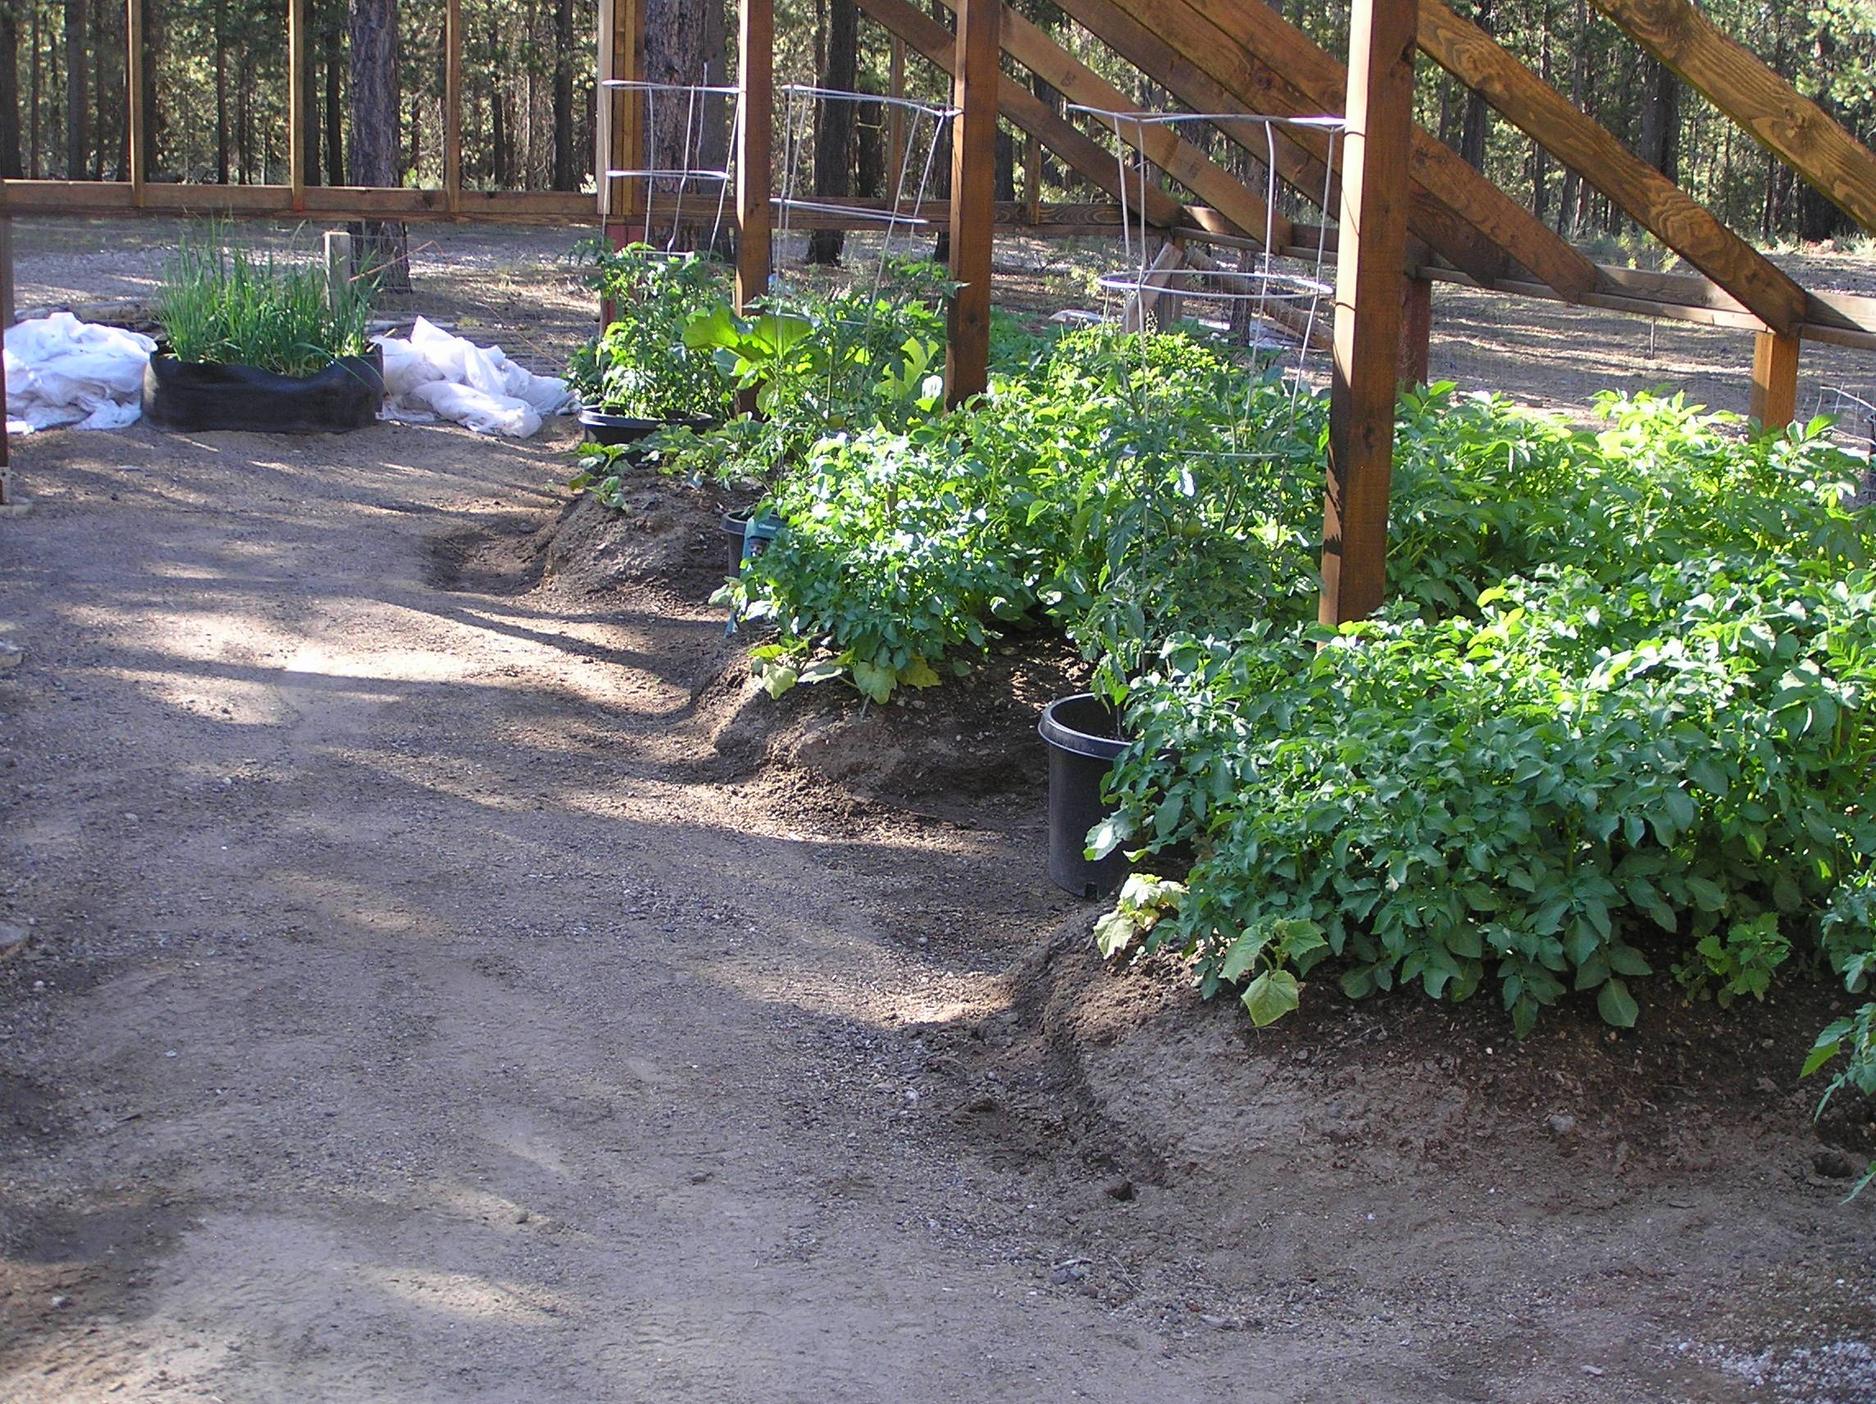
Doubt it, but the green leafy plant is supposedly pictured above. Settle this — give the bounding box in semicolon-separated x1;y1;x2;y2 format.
156;228;374;376
572;243;731;421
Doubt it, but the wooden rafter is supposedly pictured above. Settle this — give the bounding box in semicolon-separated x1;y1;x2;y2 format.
1048;0;1500;284
1168;0;1600;300
1591;0;1876;237
854;0;1209;235
930;0;1289;248
1417;0;1806;336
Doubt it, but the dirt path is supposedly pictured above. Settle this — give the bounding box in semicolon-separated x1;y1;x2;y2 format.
3;422;1873;1403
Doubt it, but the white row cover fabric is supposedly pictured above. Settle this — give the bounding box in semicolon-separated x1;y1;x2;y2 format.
376;317;571;438
5;313;155;433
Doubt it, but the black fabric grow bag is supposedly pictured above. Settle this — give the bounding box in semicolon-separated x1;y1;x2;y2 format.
578;408;716;449
142;348;384;433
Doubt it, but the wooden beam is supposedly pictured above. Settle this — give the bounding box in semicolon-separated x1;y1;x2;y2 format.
932;0;1289;247
1590;0;1876;237
1750;330;1800;429
1048;0;1509;285
444;0;463;215
736;0;774;315
1323;0;1416;625
598;0;641;223
855;0;1203;233
1416;0;1805;336
127;0;148;206
947;0;998;405
1150;0;1598;300
287;0;306;210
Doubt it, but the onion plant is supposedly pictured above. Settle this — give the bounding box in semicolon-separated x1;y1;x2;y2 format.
156;229;374;377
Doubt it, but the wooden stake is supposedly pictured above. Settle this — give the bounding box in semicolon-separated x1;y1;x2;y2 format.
287;0;306;210
1399;274;1432;387
736;0;774;316
127;0;147;206
444;0;463;216
1749;328;1799;429
324;230;354;313
946;0;998;406
1321;0;1416;625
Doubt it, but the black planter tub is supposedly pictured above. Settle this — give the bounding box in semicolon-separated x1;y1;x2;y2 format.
1038;693;1131;898
578;409;715;450
720;509;782;576
142;347;384;433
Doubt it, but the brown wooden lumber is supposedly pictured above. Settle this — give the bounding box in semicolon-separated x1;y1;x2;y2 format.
1417;0;1804;336
931;0;1288;246
1590;0;1876;237
1400;274;1432;385
736;0;773;315
444;0;463;214
948;0;998;403
1321;0;1417;623
1046;0;1487;282
1169;0;1599;300
1750;330;1800;428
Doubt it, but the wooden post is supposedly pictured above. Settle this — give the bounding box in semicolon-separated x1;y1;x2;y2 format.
1320;0;1416;625
887;37;907;190
324;230;354;314
287;0;306;210
736;0;774;316
946;0;998;406
444;0;463;215
1399;274;1432;386
598;0;641;230
1024;132;1041;225
0;207;14;330
1749;328;1800;429
127;0;147;206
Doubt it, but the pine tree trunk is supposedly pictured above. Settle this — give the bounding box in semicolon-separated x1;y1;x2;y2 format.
0;4;21;179
643;0;712;248
29;1;42;178
1636;58;1679;182
88;0;102;177
214;10;228;183
1458;0;1492;172
552;0;575;189
806;0;858;263
302;9;320;184
63;0;85;177
349;0;410;291
324;19;344;183
143;0;163;178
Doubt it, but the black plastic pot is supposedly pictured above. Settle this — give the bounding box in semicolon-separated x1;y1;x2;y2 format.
578;408;714;449
142;348;384;433
720;510;781;576
1038;693;1130;898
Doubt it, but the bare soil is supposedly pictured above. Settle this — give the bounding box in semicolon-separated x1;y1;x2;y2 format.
2;223;1874;1402
1;420;1872;1404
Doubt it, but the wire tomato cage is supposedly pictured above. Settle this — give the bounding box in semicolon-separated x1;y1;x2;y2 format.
1065;105;1346;435
1812;384;1876;506
599;79;743;254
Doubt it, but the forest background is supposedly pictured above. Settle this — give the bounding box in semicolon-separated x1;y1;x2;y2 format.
0;0;1871;264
